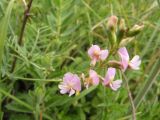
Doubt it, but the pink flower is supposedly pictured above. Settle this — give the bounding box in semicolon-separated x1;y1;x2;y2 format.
118;47;141;71
58;72;81;96
88;45;108;66
103;67;122;91
82;70;99;89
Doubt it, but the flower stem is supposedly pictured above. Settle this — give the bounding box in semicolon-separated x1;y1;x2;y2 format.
10;0;33;73
122;73;136;120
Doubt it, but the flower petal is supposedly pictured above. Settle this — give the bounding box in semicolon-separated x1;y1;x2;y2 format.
58;84;65;89
89;69;99;85
61;72;81;96
100;50;109;61
60;89;69;94
118;47;129;71
118;47;129;60
109;80;122;91
59;82;70;94
72;74;81;91
63;72;74;83
103;67;116;85
129;55;141;70
121;58;129;72
69;89;75;96
88;45;100;59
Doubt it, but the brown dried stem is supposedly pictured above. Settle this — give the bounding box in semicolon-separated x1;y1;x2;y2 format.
10;0;33;73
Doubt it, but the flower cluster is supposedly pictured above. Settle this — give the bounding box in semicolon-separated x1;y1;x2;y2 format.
58;15;143;96
58;45;141;96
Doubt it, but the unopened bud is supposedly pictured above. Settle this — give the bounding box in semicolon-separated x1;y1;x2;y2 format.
119;19;126;31
126;24;144;37
107;15;118;31
117;19;126;43
81;73;85;81
108;60;122;69
107;16;118;48
119;37;135;47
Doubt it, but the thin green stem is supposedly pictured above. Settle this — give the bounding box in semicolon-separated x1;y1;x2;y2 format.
9;76;62;82
0;89;33;111
118;112;141;120
81;0;101;20
122;73;136;120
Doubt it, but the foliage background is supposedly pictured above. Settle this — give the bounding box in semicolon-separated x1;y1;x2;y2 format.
0;0;160;120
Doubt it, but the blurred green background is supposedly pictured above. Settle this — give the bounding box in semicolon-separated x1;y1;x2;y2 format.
0;0;160;120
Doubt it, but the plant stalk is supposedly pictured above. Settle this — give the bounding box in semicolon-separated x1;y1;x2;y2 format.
122;73;136;120
10;0;33;73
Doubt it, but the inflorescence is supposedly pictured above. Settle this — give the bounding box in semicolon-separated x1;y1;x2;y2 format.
58;15;143;96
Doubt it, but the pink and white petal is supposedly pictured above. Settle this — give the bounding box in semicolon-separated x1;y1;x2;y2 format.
60;88;69;94
121;57;129;72
103;75;110;86
88;45;101;58
58;83;65;89
100;50;109;61
130;55;140;62
92;76;99;85
60;89;68;94
103;67;116;85
63;72;74;83
118;47;129;61
72;74;81;91
129;55;141;70
107;67;116;78
118;47;130;71
69;89;75;96
109;83;117;91
129;62;141;70
113;80;122;86
109;80;122;91
89;69;99;85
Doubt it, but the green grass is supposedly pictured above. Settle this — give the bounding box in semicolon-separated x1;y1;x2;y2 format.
0;0;160;120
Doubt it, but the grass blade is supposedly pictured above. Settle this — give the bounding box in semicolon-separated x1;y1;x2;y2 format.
0;89;33;111
0;0;15;71
133;57;160;109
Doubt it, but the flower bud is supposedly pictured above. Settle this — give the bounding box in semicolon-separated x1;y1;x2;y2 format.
107;16;118;48
107;15;118;31
119;37;135;47
126;24;144;37
108;60;122;69
117;19;126;43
